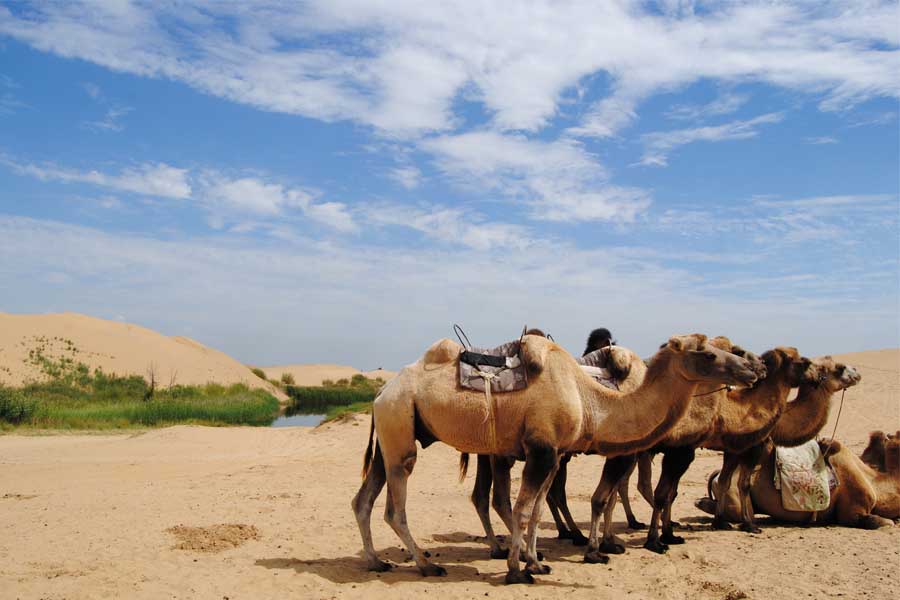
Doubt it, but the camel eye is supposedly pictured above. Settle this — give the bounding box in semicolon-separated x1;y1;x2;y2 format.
704;352;716;360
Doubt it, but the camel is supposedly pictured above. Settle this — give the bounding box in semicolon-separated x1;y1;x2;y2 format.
460;344;648;559
351;333;758;584
696;434;900;528
860;431;899;471
580;338;779;558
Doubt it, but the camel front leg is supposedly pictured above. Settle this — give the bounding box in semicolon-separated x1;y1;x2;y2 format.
471;454;506;558
660;446;695;545
585;454;633;563
351;442;390;572
736;446;763;534
505;444;557;585
713;452;741;530
524;459;560;575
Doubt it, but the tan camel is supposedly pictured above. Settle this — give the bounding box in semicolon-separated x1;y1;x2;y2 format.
697;434;900;528
582;338;778;558
461;345;648;558
351;333;758;584
770;357;862;447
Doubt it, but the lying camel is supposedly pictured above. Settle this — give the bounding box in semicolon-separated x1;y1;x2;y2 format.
861;430;900;471
696;434;900;528
351;333;758;584
461;344;648;558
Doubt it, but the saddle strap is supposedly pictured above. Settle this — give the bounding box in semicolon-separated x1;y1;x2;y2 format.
476;370;498;453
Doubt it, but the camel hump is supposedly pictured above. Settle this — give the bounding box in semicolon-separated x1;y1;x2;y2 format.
423;338;463;367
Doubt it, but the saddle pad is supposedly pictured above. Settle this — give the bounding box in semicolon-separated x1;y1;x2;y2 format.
575;348;619;390
774;440;836;512
458;340;528;393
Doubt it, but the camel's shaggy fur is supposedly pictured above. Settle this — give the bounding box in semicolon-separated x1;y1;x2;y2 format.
351;333;758;584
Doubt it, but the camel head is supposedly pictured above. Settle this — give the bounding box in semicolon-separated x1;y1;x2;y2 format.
862;430;888;471
810;356;862;392
660;333;758;387
759;347;816;387
729;344;768;380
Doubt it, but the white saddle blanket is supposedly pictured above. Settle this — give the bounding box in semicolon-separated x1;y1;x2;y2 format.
774;440;836;512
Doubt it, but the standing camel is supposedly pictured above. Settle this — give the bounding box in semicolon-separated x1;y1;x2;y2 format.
351;333;758;584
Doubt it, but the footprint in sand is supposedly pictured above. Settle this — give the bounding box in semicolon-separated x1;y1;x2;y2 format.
166;523;260;553
2;493;37;500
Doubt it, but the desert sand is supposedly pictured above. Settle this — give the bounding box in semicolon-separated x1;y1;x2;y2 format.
259;364;396;386
0;312;287;400
0;349;897;599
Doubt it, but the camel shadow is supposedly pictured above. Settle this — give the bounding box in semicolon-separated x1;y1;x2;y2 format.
256;538;596;588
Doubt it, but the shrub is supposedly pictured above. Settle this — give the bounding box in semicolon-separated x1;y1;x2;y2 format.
280;372;295;385
0;386;38;424
250;368;267;381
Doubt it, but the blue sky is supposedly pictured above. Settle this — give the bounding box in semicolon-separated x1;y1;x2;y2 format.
0;1;897;368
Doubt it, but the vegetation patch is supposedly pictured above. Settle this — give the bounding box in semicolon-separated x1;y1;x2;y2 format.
0;350;279;430
284;373;384;422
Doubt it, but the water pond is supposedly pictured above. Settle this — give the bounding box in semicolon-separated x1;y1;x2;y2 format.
270;413;326;427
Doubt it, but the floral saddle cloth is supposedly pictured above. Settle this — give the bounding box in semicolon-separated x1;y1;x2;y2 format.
774;439;839;512
575;347;620;390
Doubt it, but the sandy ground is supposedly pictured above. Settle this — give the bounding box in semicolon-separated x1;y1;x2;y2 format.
0;350;897;600
259;364;396;386
0;312;286;400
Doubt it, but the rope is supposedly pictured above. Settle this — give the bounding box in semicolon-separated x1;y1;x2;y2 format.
693;385;731;398
821;388;846;457
476;370;498;453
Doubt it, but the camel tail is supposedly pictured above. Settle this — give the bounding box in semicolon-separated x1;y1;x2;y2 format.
707;469;721;500
458;453;470;482
361;414;376;479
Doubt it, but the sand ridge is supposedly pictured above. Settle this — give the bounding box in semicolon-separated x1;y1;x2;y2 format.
0;312;287;400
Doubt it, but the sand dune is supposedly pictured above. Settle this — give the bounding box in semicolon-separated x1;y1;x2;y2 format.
0;348;896;599
259;364;396;386
0;312;286;400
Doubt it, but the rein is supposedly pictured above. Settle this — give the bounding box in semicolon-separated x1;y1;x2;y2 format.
821;387;847;456
693;385;731;398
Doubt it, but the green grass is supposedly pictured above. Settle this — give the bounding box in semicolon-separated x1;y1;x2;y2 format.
283;375;384;423
322;400;372;423
0;353;280;429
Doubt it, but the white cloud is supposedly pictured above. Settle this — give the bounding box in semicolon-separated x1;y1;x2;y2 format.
666;92;749;121
804;136;838;145
1;158;192;199
422;131;650;222
637;112;784;167
389;166;423;190
0;1;896;139
83;105;133;132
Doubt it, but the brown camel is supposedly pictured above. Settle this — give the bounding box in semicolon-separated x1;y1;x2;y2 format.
697;434;900;528
351;333;758;584
461;344;648;558
860;430;900;471
581;338;779;558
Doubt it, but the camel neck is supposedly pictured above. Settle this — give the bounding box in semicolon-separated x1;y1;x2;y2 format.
771;383;832;447
581;350;696;455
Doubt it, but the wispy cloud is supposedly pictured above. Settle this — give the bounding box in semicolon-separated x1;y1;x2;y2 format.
1;157;192;199
83;105;133;132
637;112;784;167
804;136;838;145
422;131;650;222
388;166;423;190
666;92;749;121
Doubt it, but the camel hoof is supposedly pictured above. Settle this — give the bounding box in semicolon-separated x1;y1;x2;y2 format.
419;564;447;577
740;523;762;534
526;563;552;575
583;550;610;564
627;519;647;530
643;539;669;554
556;530;574;540
670;520;682;529
490;547;510;560
711;518;733;531
367;560;393;572
519;551;544;562
505;570;535;585
660;533;685;545
598;540;626;555
570;533;590;546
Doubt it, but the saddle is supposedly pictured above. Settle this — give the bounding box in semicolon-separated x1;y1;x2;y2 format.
774;439;839;512
456;325;529;393
575;347;620;390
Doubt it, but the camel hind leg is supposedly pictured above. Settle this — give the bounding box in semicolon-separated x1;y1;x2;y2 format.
351;440;390;571
546;454;589;545
471;454;507;558
618;455;646;529
712;452;741;530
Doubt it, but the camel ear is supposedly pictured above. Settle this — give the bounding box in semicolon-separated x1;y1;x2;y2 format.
695;334;708;345
667;336;684;351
